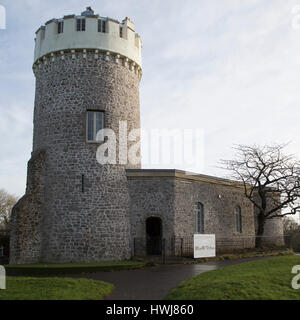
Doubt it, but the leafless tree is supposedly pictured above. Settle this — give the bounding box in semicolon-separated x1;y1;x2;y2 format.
221;144;300;248
283;217;300;235
0;189;18;229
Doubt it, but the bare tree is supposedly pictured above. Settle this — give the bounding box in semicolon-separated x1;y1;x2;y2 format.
0;189;18;229
283;217;300;234
221;144;300;248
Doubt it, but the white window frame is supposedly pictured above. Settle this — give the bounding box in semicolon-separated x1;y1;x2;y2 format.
57;20;64;34
98;19;107;33
86;111;104;143
76;18;86;31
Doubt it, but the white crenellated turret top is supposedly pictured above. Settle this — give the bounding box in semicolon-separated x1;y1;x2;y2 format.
34;7;142;67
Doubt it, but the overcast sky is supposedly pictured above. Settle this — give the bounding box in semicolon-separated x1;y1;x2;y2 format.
1;0;300;221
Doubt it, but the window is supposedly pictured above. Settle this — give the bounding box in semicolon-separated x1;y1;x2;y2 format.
119;26;123;38
58;21;64;34
195;202;204;234
235;205;242;233
87;111;104;142
41;28;45;40
98;19;106;33
77;18;86;31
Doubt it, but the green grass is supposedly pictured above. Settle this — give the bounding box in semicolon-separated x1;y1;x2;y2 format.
0;277;114;300
5;260;147;276
166;255;300;300
180;249;293;264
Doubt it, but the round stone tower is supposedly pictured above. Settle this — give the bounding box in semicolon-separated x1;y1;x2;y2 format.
10;7;142;263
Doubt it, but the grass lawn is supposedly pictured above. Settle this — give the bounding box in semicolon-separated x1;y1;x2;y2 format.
5;260;147;276
166;255;300;300
0;277;114;300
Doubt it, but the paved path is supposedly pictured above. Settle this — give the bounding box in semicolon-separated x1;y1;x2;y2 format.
70;257;270;300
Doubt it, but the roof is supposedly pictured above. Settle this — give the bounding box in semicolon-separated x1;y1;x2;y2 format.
126;169;244;188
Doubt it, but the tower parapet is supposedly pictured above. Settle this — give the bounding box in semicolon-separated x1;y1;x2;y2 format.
34;7;142;69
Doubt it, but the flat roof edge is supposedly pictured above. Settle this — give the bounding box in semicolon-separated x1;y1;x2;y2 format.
126;169;244;188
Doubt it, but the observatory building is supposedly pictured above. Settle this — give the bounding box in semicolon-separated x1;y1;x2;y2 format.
10;8;283;263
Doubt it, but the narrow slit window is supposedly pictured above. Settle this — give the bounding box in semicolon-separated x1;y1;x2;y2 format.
195;202;204;234
119;26;123;38
86;111;104;142
81;174;85;193
235;206;242;233
58;21;64;34
41;28;45;40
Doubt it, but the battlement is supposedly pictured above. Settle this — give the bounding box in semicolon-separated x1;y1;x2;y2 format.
34;7;142;67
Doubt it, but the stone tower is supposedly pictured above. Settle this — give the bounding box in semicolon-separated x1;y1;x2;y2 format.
10;7;142;263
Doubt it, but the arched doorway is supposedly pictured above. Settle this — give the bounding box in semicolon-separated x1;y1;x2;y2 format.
146;217;162;255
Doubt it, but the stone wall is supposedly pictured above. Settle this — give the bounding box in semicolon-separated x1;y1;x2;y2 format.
127;170;256;257
253;192;284;246
10;51;141;263
128;177;175;256
174;177;255;254
128;171;285;257
262;217;284;246
10;149;46;264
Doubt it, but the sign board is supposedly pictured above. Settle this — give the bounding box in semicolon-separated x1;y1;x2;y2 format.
194;234;216;258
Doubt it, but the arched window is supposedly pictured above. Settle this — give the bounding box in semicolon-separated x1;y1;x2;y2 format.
235;205;242;233
195;202;204;234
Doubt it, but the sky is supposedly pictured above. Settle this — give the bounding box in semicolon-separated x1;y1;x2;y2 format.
0;0;300;223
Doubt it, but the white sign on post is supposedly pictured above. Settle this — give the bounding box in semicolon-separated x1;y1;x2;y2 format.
194;234;216;258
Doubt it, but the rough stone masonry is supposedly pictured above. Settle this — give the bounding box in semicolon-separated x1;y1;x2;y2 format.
9;8;283;264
